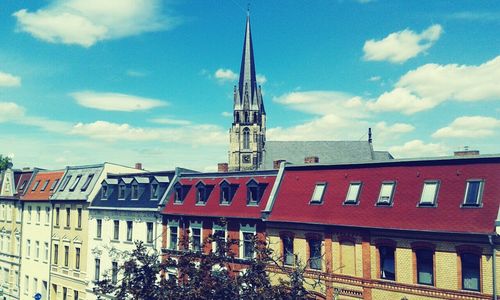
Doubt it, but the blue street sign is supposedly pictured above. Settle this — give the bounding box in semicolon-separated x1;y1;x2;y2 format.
34;293;42;300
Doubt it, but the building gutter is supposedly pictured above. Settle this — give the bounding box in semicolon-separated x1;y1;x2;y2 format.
489;234;497;300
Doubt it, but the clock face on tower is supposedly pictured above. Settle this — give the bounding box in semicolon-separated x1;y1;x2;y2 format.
242;155;251;164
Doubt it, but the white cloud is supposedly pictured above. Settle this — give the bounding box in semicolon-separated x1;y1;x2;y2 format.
447;12;500;22
369;76;381;82
256;74;267;85
72;91;167;112
368;56;500;114
432;116;500;138
149;117;191;126
126;70;146;77
13;0;175;47
363;24;443;63
372;121;415;143
0;71;21;87
214;68;237;82
389;140;449;158
0;102;25;122
221;111;232;117
71;121;159;141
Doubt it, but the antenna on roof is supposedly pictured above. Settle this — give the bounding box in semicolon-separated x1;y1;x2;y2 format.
368;128;372;144
247;2;250;16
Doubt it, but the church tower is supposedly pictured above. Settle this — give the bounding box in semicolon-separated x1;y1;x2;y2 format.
228;14;266;171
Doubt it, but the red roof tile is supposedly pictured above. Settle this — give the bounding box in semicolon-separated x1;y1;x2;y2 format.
268;159;500;235
22;171;64;201
162;173;277;219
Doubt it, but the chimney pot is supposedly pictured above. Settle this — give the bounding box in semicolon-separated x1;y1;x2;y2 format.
135;163;142;170
218;163;229;173
304;156;319;164
273;160;285;169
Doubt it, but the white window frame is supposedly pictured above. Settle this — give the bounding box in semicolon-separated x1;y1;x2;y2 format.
167;220;179;251
419;181;440;206
377;181;396;205
310;183;326;204
344;182;362;204
189;221;203;252
69;175;82;191
239;224;256;259
212;223;227;253
463;179;484;207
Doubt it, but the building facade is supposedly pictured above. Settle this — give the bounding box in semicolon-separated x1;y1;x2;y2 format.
86;171;174;299
19;170;64;300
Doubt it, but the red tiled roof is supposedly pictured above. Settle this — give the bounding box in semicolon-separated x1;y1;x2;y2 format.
22;171;64;201
162;173;277;219
268;159;500;234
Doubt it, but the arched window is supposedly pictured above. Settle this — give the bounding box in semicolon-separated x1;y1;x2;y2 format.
243;128;250;149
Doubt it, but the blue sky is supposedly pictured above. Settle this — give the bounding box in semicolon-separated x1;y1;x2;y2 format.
0;0;499;171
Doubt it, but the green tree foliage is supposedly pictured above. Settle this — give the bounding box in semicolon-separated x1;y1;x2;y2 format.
0;155;12;171
95;226;315;300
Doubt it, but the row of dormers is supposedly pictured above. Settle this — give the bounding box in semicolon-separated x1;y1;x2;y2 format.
99;175;170;201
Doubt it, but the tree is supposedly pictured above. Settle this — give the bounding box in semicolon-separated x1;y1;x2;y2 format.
0;155;12;171
95;228;317;300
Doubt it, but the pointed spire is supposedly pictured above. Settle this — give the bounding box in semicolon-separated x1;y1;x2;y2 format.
238;14;258;110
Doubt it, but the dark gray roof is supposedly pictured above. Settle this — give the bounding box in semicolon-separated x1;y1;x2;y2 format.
260;141;392;169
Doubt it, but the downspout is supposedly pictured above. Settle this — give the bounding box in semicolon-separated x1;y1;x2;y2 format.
489;235;497;300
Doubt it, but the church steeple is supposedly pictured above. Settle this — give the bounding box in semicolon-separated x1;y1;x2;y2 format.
228;14;266;171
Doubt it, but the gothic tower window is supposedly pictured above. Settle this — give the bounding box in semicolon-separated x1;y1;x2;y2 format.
243;128;250;149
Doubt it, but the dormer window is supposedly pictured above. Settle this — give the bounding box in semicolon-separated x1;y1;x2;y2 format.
195;182;213;205
246;179;265;205
151;183;159;199
118;184;126;200
81;174;94;191
174;183;185;203
50;179;59;191
377;182;395;206
344;182;361;204
40;180;50;192
463;180;483;207
101;185;108;200
220;181;237;205
131;184;139;200
69;175;82;191
32;180;41;191
310;183;326;204
60;175;72;191
419;181;439;207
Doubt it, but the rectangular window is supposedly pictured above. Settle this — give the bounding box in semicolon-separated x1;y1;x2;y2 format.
147;222;154;243
28;206;32;222
65;207;71;227
247;186;259;204
24;275;29;293
132;184;139;199
96;219;102;238
33;278;38;295
80;174;94;191
26;239;31;257
64;246;69;267
345;182;361;204
308;239;322;270
113;220;120;240
60;175;72;191
95;258;101;281
283;236;294;266
192;228;202;252
77;208;82;228
44;242;49;261
50;179;59;191
377;182;395;205
53;244;59;265
212;228;226;254
379;246;395;280
174;185;183;203
74;290;79;300
169;226;178;250
40;180;50;191
420;181;439;206
36;206;41;223
196;186;207;204
220;186;230;204
35;241;40;259
42;281;48;299
20;180;27;191
45;207;50;224
75;247;80;270
416;249;434;285
151;183;159;199
112;262;118;284
463;180;483;206
101;185;108;200
32;180;41;191
242;232;254;259
55;207;60;226
63;287;67;300
310;183;326;204
118;184;126;199
69;175;82;191
126;221;133;241
462;253;480;291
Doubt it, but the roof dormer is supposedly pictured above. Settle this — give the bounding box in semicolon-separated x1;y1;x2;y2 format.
246;178;267;206
195;181;214;205
219;179;238;205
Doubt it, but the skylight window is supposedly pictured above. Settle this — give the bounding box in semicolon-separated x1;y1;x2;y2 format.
60;175;72;191
463;180;483;207
19;180;28;191
50;179;59;191
344;182;361;204
69;175;82;191
32;180;41;191
80;174;94;191
377;182;395;205
40;180;50;192
310;183;326;204
419;181;439;206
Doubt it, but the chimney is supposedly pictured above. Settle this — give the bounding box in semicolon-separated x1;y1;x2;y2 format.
368;127;372;144
135;163;143;170
454;146;480;157
218;163;229;173
304;156;319;164
273;160;285;169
